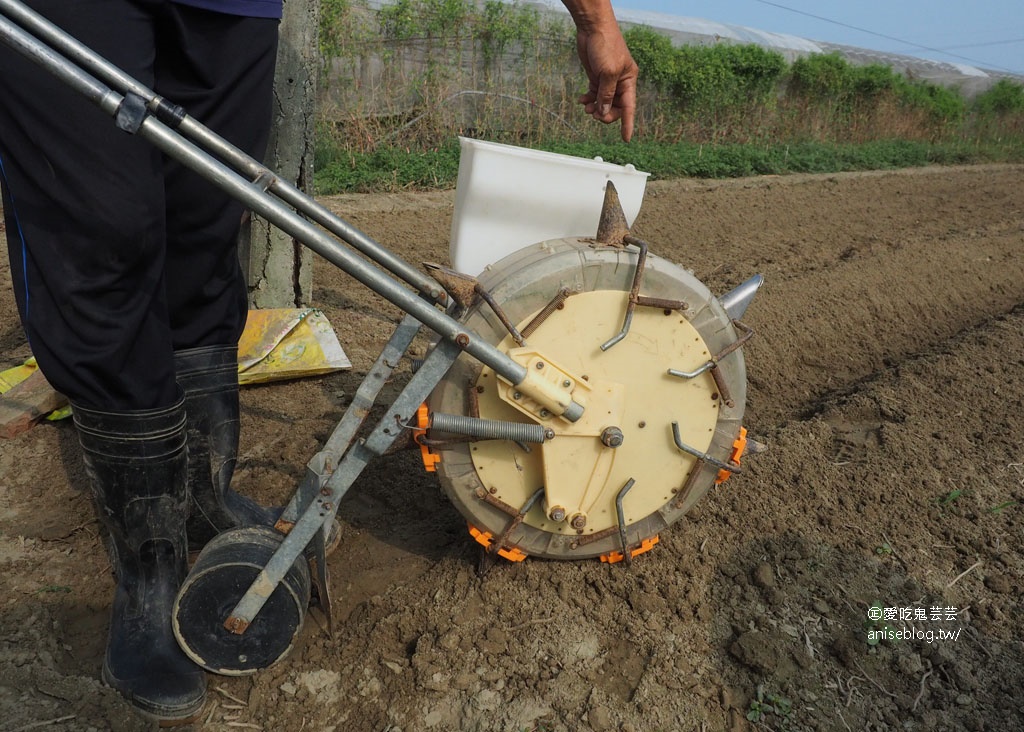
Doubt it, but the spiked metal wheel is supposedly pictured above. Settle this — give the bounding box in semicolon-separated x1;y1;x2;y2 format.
427;233;755;563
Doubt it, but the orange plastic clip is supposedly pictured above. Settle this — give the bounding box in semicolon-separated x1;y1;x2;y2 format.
414;403;440;473
716;426;748;485
600;535;660;564
468;524;528;562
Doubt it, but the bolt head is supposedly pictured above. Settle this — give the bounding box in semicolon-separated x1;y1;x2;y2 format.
548;506;567;522
570;513;587;530
601;426;625;448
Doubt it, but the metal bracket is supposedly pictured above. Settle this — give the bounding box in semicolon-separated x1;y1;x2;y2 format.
615;478;637;566
670;422;742;476
600;236;690;352
225;322;461;635
601;237;649;351
114;91;147;134
668;319;755;409
491;487;544;556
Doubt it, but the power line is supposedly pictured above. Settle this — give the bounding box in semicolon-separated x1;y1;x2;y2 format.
749;0;1020;73
913;37;1024;52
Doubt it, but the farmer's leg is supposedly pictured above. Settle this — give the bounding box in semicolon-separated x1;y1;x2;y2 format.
0;0;177;411
156;6;282;543
0;2;206;722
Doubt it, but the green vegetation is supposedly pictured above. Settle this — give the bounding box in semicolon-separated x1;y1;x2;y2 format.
315;137;1015;192
936;487;967;512
746;685;793;725
988;500;1018;514
314;0;1024;193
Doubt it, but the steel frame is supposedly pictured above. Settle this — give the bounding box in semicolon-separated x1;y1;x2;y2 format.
0;0;583;637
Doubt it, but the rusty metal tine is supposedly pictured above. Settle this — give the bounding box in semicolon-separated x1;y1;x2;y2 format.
600;236;649;351
475;286;526;346
615;478;637;567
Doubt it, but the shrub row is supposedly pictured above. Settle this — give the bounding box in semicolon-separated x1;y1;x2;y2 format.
313;0;1024;192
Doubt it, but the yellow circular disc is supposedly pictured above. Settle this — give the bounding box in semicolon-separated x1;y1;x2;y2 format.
470;289;719;535
428;238;747;560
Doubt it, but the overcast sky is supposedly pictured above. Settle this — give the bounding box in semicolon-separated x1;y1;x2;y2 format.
608;0;1024;75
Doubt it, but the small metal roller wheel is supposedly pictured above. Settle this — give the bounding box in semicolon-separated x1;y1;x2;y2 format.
172;525;311;676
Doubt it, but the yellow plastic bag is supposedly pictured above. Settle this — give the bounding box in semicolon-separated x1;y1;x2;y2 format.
0;357;72;421
237;308;351;385
0;309;349;424
0;357;37;392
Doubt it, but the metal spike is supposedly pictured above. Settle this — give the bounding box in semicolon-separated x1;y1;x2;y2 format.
422;261;480;309
719;274;764;320
745;437;769;455
595;181;631;247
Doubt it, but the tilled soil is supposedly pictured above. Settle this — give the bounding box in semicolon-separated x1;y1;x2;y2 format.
1;164;1022;732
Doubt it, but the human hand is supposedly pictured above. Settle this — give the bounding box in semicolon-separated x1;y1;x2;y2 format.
563;1;639;141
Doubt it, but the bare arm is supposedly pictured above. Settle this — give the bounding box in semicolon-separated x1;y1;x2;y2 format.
560;0;639;141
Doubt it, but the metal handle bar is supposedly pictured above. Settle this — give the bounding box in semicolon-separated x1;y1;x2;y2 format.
0;0;442;301
0;2;585;418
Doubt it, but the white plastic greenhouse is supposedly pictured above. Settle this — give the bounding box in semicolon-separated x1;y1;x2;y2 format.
531;1;1024;97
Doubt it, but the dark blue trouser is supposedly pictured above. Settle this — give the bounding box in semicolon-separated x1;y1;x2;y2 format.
0;0;278;410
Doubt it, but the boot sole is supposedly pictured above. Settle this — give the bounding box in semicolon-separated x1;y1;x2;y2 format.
102;663;206;727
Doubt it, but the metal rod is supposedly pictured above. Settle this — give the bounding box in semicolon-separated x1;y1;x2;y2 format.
279;313;424;527
667;361;734;407
672;458;706;510
716;319;755;361
141;118;493;363
228;337;463;630
670;422;742;475
490;487;544;555
476;287;525;346
601;236;649;351
0;0;443;300
615;478;637;566
0;15;593;417
668;320;753;409
667;360;715;380
635;295;689;311
0;14;118;112
710;365;735;408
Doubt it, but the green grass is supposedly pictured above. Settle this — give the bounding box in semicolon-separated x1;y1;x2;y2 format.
312;3;1024;195
313;137;1024;194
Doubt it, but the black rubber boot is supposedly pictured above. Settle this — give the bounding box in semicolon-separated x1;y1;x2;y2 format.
73;395;207;725
174;345;276;549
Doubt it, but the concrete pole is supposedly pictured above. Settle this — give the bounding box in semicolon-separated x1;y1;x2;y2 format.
244;0;319;308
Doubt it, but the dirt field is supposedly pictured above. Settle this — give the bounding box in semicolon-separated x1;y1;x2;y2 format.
1;164;1022;732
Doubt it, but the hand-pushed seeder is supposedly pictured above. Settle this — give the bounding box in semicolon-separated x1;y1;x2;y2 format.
0;0;762;676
